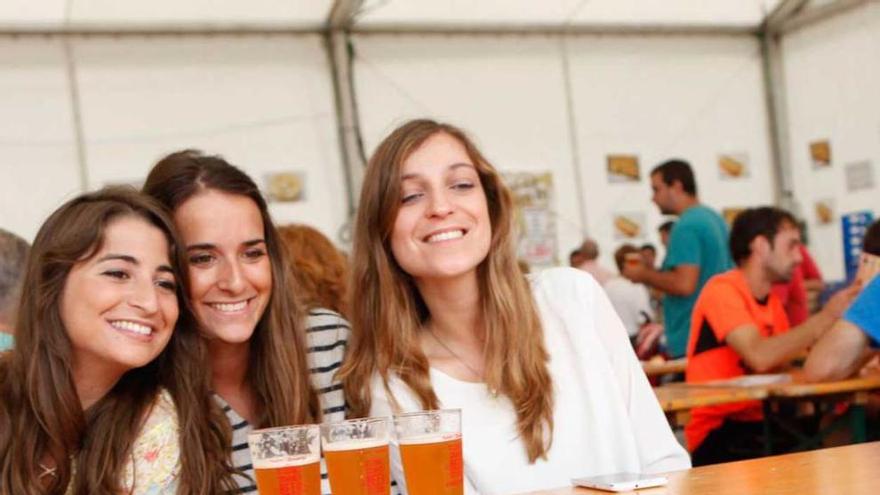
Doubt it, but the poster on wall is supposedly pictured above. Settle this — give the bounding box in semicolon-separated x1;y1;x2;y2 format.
612;212;645;240
722;207;746;226
844;161;875;192
606;155;640;183
502;172;557;267
718;154;749;179
814;198;835;226
809;140;832;169
265;171;305;202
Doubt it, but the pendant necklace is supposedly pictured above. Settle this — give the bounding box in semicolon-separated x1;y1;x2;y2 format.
428;327;499;398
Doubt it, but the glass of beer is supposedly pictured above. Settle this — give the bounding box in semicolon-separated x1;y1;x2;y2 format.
247;424;321;495
393;409;463;495
321;417;391;495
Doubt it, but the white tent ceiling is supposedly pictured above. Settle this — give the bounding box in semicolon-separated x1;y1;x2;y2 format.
0;0;790;31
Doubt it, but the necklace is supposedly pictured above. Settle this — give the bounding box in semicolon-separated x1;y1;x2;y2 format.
428;327;499;397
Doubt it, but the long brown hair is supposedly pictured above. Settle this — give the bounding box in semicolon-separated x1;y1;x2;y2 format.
143;150;321;429
339;119;555;461
277;224;350;317
0;187;237;494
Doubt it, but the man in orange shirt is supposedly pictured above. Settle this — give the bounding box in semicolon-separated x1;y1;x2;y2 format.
685;207;857;466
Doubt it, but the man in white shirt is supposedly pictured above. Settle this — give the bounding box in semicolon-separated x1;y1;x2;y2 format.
604;244;655;341
575;238;614;286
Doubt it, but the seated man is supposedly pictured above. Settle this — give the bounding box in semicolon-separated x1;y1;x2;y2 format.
604;244;659;357
685;207;857;466
805;219;880;381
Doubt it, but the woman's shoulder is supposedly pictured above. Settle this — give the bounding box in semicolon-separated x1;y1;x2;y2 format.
304;307;351;348
530;266;602;302
125;389;181;494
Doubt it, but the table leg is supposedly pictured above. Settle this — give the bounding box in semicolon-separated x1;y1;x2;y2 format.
851;392;868;443
763;400;773;456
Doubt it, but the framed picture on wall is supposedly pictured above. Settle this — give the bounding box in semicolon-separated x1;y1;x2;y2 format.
265;171;305;202
606;155;640;183
844;161;874;192
718;153;749;179
809;140;832;169
502;171;557;267
612;211;645;240
814;198;835;226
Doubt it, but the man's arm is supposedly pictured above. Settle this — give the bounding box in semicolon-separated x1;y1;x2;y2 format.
624;263;699;297
725;285;860;373
803;320;874;381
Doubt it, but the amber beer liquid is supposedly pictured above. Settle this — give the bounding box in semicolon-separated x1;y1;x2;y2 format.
324;438;390;495
252;455;321;495
399;433;463;495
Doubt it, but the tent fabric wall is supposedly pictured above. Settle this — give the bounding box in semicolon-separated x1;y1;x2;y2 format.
1;35;347;244
0;39;81;241
782;1;880;280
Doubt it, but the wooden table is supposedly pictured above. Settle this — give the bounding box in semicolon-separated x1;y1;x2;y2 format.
760;372;880;452
641;357;687;377
654;383;768;426
517;441;880;494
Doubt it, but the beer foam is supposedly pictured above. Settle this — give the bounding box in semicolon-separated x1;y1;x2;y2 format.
398;432;461;446
252;453;320;469
323;438;389;452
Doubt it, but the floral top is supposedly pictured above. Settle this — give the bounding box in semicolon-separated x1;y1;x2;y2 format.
123;389;180;494
67;389;180;494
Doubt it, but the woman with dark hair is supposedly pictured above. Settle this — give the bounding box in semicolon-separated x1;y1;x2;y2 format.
0;187;235;494
339;119;689;494
143;151;348;494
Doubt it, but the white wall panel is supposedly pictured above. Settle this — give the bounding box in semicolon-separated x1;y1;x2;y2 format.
352;34;584;264
566;34;774;267
0;39;81;242
782;2;880;280
72;36;347;243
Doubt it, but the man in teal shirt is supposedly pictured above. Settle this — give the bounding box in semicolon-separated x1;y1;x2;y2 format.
623;160;732;358
0;228;30;352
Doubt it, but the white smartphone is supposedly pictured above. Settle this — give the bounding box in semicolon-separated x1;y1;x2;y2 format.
571;472;668;492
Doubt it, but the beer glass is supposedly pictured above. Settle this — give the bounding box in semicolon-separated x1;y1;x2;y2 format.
393;409;463;495
321;417;391;495
247;424;321;495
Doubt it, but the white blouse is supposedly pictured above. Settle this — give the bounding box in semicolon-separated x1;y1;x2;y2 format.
369;267;690;495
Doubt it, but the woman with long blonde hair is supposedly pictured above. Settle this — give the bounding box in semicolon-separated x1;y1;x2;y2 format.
340;119;689;494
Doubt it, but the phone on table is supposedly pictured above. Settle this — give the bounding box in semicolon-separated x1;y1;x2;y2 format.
572;472;668;492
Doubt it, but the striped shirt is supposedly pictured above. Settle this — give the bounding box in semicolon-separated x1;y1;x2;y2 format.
219;308;349;494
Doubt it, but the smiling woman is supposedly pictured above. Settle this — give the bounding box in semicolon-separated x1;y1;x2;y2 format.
340;119;691;494
0;187;236;494
143;150;349;495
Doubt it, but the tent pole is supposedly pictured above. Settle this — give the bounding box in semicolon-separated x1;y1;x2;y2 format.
325;0;366;242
